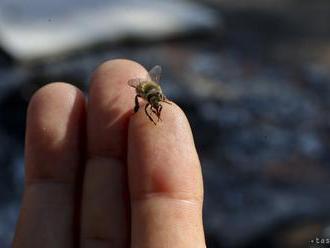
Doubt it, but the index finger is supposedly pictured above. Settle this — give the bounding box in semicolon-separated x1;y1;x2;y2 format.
128;103;205;247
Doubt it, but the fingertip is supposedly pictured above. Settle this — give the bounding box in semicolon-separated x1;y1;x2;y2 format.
89;59;147;93
28;82;85;118
87;59;148;158
92;59;146;76
27;82;85;147
129;102;196;160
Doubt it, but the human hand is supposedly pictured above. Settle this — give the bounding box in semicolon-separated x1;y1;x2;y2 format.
13;59;205;248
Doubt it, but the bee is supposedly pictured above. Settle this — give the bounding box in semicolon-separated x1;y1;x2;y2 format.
128;65;171;125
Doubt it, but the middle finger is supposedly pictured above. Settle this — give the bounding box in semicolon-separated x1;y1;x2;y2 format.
81;59;147;247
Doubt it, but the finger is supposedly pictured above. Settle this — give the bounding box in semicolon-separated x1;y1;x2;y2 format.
128;103;205;247
81;59;147;247
87;59;147;158
13;83;86;248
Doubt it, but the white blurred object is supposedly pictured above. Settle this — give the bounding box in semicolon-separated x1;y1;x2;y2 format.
0;0;219;61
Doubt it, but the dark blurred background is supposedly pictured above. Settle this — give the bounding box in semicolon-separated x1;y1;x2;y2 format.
1;0;330;247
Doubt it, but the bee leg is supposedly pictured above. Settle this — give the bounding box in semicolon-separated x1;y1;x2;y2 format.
156;105;162;121
150;106;157;116
134;95;140;113
145;103;156;125
150;106;161;122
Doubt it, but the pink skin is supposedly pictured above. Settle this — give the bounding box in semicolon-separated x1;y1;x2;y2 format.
13;59;205;248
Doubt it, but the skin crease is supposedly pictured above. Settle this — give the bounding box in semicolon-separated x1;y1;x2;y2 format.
13;59;206;248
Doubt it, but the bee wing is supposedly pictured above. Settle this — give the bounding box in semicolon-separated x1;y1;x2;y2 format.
127;78;143;88
148;65;162;83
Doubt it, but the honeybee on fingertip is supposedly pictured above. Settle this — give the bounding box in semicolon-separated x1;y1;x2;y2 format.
128;65;171;125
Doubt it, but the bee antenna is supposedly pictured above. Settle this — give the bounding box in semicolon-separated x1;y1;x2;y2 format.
162;99;172;104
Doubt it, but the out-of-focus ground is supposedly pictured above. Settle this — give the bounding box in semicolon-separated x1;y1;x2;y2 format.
1;1;330;247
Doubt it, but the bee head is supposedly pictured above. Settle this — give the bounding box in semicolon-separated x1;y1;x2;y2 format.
149;93;162;107
156;92;163;100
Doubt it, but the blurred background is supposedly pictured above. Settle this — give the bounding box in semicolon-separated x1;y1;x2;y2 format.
0;0;330;247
